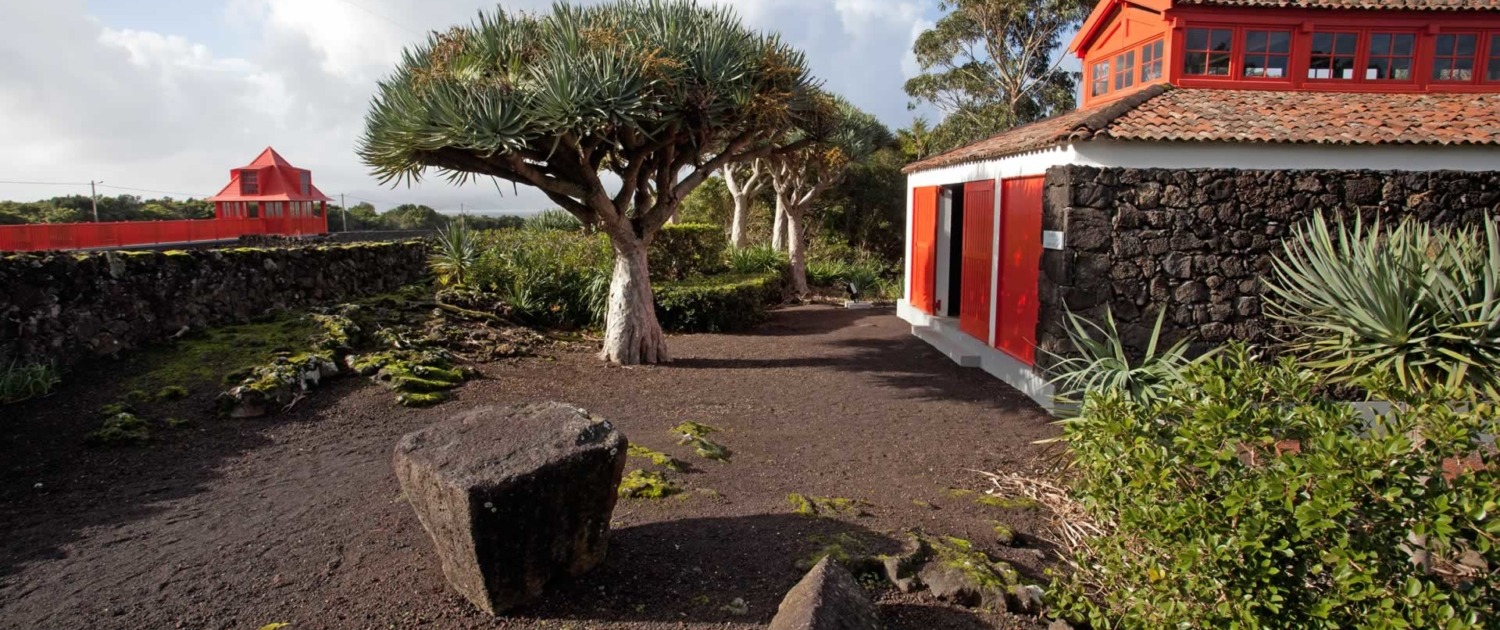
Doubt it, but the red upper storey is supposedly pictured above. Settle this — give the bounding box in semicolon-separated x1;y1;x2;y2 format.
1071;0;1500;107
208;147;332;204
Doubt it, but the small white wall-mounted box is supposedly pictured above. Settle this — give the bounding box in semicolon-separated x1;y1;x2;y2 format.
1042;230;1066;251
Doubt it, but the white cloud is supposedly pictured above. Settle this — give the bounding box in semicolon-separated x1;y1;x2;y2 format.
0;0;936;213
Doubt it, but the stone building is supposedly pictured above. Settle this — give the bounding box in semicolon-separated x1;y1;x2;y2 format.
898;0;1500;408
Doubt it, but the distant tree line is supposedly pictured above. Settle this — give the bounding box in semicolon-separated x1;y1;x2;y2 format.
0;195;214;225
326;202;526;232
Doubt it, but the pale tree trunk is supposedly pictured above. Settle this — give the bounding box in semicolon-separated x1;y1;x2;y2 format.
599;236;668;365
729;195;751;248
786;205;809;295
771;197;788;251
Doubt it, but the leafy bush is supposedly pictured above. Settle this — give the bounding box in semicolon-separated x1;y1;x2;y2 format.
1048;307;1195;407
806;257;893;299
1;361;60;405
655;272;783;332
1053;343;1500;629
650;223;728;281
522;208;583;232
1266;213;1500;400
469;229;611;328
429;219;478;287
727;244;789;275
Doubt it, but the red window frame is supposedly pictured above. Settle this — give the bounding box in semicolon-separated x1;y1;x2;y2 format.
1241;29;1293;80
1113;50;1137;91
1140;39;1165;82
1307;31;1359;81
240;171;259;195
1488;33;1500;82
1090;60;1111;97
1364;31;1418;82
1432;33;1480;82
1183;27;1234;77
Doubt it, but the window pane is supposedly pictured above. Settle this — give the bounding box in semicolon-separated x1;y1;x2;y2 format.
1210;29;1232;51
1393;34;1415;56
1491;34;1500;81
1186;28;1209;51
1091;62;1109;96
1371;34;1390;56
1335;33;1357;54
1208;52;1231;75
1457;35;1477;56
1246;30;1267;52
1310;33;1358;80
1114;51;1136;90
1185;53;1207;76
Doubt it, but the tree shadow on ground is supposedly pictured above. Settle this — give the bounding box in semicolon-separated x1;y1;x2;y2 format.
670;307;1046;415
514;513;904;625
0;363;359;579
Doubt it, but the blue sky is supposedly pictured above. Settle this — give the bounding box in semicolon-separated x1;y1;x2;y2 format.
2;0;1078;214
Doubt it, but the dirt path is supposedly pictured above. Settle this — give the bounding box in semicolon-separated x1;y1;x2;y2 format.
0;306;1059;629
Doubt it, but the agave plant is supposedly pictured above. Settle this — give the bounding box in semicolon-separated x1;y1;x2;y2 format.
1048;306;1195;407
1265;213;1500;399
429;218;478;288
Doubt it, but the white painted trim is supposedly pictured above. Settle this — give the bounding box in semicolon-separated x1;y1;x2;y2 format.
987;180;1002;348
898;299;1056;411
935;189;954;316
907;146;1079;189
903;181;914;304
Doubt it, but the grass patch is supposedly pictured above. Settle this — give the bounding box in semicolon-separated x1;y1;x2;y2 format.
618;469;680;499
628;444;686;471
0;361;60;405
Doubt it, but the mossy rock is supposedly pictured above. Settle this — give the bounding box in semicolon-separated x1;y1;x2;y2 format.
618;469;680;499
398;392;448;408
671;422;730;462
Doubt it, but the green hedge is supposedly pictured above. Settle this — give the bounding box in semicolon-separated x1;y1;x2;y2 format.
650;223;727;282
655;272;783;333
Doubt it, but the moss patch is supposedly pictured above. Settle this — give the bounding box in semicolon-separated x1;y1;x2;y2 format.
796;532;871;571
154;385;189;402
126;314;320;392
788;493;869;518
618;469;681;499
628;445;686;472
930;536;1020;590
87;413;150;445
397;392;448;408
975;494;1042;510
991;522;1015;545
672;421;731;462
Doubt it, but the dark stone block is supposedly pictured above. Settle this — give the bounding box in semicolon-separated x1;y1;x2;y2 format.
1067;207;1113;251
394;403;629;615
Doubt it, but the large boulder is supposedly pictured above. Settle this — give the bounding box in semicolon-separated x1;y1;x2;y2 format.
394;403;629;615
769;557;883;630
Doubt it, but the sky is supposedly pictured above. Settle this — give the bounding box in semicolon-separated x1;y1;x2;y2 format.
0;0;1071;214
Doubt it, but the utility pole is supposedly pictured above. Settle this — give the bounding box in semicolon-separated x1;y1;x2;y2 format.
90;180;103;222
340;193;349;232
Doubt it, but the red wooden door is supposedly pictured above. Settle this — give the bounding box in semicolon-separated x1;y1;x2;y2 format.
996;177;1045;365
909;186;940;314
959;180;995;343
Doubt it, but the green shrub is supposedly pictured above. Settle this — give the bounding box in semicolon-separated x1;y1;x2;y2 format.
727;244;789;275
806;254;894;299
469;229;612;328
1048;306;1196;408
1053;343;1500;629
0;361;60;405
650;223;728;281
655;272;783;333
1266;213;1500;400
522;208;583;232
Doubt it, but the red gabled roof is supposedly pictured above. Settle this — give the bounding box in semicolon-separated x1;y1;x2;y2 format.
903;86;1500;173
208;147;333;203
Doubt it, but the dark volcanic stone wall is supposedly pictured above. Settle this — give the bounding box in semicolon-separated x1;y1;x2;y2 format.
1;241;429;369
1037;166;1500;370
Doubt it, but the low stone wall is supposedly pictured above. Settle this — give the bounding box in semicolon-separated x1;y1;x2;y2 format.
1;241;430;369
1038;166;1500;369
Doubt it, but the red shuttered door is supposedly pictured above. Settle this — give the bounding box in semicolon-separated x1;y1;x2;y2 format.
959;180;996;343
996;177;1045;365
909;186;941;314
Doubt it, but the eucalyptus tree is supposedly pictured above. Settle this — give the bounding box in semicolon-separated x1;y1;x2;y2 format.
359;0;831;364
770;100;892;295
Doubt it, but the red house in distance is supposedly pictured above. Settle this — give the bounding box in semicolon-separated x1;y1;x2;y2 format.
209;147;332;236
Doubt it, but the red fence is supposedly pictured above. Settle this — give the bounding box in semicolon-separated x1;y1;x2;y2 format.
0;216;328;252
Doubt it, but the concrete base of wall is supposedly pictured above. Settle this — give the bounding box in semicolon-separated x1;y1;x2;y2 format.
896;300;1056;412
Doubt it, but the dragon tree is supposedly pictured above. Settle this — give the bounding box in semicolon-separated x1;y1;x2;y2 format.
359;0;831;364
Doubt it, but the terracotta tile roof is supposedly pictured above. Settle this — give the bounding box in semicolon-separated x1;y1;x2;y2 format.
904;87;1500;173
1177;0;1500;10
